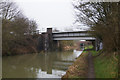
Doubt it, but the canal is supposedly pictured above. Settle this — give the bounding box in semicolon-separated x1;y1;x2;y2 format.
2;50;82;78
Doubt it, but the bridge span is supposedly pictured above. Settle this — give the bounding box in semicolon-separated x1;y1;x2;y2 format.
52;31;95;41
39;28;99;52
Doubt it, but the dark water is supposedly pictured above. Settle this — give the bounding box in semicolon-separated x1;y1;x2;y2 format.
2;51;82;78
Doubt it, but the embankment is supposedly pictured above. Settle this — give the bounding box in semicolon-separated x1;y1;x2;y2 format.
92;51;118;78
62;50;88;78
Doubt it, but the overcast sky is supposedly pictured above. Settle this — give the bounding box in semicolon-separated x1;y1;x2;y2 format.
14;0;88;32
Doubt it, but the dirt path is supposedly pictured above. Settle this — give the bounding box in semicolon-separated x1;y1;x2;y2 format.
87;51;95;79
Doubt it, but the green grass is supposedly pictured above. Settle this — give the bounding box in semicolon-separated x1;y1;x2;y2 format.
82;50;88;54
92;51;118;78
84;45;93;50
91;50;99;56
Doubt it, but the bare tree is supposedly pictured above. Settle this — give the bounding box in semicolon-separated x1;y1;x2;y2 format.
0;0;21;20
2;0;39;55
73;1;119;52
28;19;37;34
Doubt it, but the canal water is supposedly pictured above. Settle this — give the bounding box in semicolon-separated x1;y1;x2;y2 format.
2;50;82;78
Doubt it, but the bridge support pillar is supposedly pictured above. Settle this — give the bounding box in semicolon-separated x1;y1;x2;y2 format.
53;40;60;51
96;38;102;51
42;28;53;52
92;41;96;50
92;39;101;51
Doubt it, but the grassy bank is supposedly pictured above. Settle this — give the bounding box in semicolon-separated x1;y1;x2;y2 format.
62;45;93;78
62;50;88;78
92;50;118;78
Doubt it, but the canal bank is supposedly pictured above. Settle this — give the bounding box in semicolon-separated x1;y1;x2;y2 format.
62;50;89;78
62;49;118;78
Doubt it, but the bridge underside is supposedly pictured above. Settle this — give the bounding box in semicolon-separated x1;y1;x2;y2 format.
53;37;96;41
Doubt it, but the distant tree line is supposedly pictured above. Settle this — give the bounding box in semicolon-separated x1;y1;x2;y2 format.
73;1;119;53
1;0;39;56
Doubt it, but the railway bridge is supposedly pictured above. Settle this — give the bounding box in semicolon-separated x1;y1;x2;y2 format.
39;28;99;51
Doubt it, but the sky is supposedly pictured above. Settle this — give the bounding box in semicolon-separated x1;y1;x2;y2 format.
14;0;89;32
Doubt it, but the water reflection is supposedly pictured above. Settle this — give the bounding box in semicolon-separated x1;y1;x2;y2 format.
2;50;82;78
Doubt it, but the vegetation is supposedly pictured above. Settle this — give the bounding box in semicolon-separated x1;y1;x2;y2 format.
73;1;119;53
84;45;93;50
1;0;119;78
92;50;118;78
62;50;88;78
1;0;39;56
73;1;119;78
59;40;74;51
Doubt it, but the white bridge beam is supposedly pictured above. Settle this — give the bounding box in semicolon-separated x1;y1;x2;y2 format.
53;37;96;40
53;33;90;37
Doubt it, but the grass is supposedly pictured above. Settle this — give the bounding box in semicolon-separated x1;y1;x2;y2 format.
92;51;118;78
82;50;88;54
91;50;99;56
62;50;89;78
84;45;93;50
62;44;118;78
